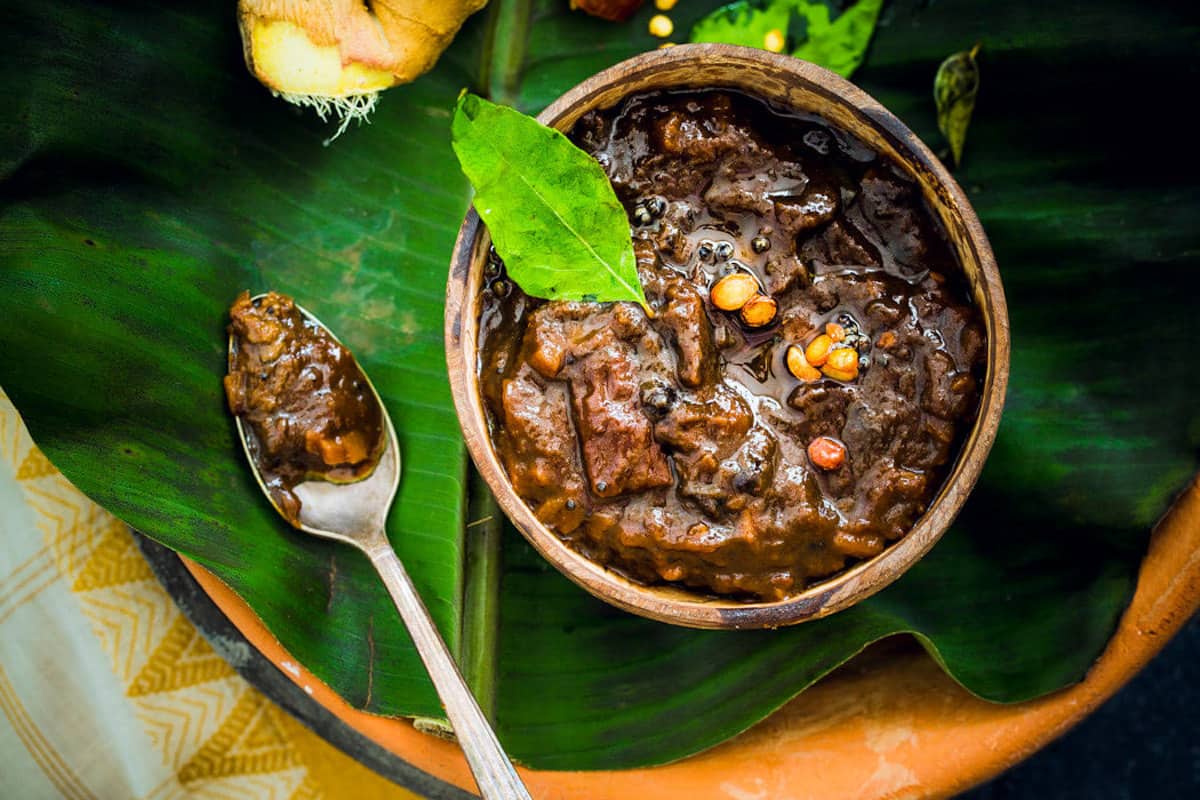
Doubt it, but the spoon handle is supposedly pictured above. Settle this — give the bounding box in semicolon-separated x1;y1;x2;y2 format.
364;538;532;800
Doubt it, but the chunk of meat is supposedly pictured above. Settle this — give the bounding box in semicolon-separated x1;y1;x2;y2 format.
570;345;673;498
786;382;855;442
799;219;881;268
523;310;568;378
659;279;716;387
843;383;922;464
774;188;838;236
655;385;755;517
844;463;929;541
728;425;779;496
704;167;779;216
652;109;755;162
655;383;752;454
500;365;588;532
921;349;975;420
834;274;890;307
960;321;986;367
857;167;929;267
778;299;821;343
764;253;811;295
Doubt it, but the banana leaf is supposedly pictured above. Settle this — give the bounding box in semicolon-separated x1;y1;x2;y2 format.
2;0;1198;772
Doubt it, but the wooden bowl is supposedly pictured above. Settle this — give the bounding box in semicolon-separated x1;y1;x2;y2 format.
445;44;1010;629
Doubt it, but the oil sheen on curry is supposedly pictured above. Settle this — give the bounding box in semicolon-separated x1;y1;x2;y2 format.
479;90;986;601
224;291;384;523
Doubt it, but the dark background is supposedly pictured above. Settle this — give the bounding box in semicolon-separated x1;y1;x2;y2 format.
962;614;1199;798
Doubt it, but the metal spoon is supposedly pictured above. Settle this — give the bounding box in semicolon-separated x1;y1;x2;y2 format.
230;297;531;800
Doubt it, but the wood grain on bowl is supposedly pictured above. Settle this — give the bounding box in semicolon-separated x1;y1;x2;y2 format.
444;44;1011;629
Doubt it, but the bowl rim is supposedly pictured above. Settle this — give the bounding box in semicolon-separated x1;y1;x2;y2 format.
444;42;1010;629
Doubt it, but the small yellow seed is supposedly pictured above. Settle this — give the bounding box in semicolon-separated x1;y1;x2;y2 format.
805;333;833;366
822;365;857;382
648;14;674;38
763;28;786;53
740;294;777;327
710;272;759;311
655;0;678;10
658;41;675;49
822;347;859;381
786;345;822;381
826;347;859;372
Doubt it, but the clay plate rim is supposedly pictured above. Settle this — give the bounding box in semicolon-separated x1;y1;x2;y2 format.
174;475;1199;799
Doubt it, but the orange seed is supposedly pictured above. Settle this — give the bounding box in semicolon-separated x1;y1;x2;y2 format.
805;333;834;366
808;436;847;470
740;294;777;327
786;344;822;381
710;273;759;311
826;347;858;373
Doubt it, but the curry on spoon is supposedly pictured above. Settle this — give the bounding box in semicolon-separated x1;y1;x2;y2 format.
224;290;530;800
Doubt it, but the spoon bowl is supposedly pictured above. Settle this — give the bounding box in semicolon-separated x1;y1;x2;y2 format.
229;295;530;800
229;301;401;548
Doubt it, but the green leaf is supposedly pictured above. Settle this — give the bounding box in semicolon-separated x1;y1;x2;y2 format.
935;43;981;167
451;91;647;308
691;0;883;78
0;0;480;722
2;0;1198;773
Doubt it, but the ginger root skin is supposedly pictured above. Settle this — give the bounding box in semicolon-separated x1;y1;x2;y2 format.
238;0;488;99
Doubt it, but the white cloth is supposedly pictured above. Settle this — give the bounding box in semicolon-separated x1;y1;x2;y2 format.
0;389;420;799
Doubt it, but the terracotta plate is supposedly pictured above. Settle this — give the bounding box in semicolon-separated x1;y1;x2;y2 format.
143;478;1200;799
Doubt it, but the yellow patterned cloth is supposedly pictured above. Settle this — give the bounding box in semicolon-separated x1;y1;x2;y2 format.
0;389;420;800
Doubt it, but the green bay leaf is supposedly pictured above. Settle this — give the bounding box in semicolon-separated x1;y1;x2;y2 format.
451;92;647;309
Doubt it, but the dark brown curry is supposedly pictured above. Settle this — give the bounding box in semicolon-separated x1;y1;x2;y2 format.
224;291;384;523
478;90;987;602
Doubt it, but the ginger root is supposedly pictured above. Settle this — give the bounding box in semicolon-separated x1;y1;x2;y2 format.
238;0;487;133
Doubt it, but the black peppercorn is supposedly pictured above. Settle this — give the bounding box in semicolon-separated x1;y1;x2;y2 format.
641;383;676;418
751;236;771;254
647;196;667;218
491;279;511;298
723;259;747;277
697;240;714;261
633;205;653;226
713;241;734;261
